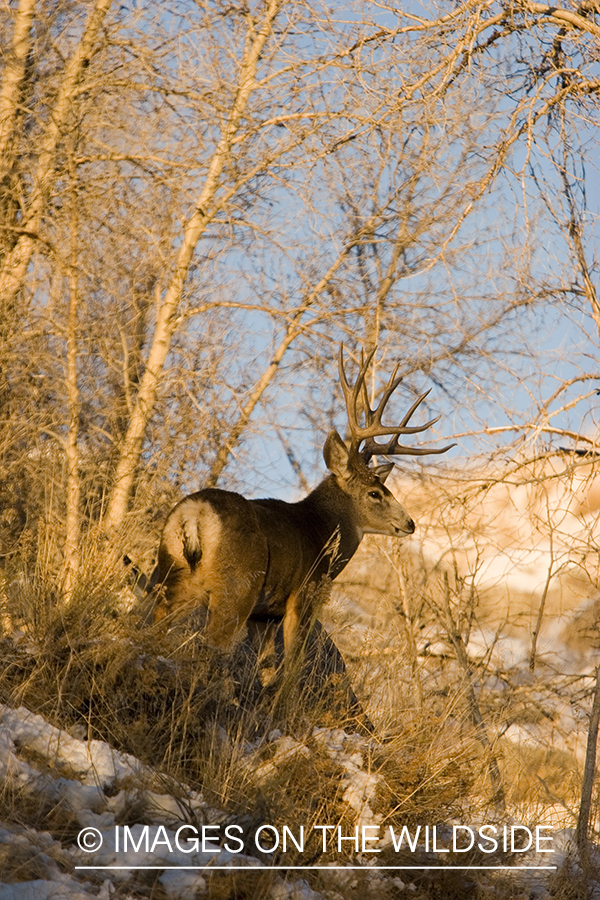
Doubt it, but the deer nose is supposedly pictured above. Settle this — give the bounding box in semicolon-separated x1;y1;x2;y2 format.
405;517;415;534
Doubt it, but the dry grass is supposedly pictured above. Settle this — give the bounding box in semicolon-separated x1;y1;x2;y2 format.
0;529;590;897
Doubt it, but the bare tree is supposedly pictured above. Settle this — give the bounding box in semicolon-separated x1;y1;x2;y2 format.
0;0;598;603
0;0;114;304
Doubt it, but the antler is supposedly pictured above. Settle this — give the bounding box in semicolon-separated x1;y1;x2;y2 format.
338;343;455;463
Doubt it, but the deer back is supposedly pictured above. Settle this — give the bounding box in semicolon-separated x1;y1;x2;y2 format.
151;344;454;649
154;477;361;624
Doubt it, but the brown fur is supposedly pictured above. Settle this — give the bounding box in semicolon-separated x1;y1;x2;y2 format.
152;429;415;661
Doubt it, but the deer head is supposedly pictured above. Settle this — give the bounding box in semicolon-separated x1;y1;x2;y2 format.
322;344;455;538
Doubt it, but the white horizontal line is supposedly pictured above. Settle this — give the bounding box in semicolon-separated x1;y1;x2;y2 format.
75;865;557;871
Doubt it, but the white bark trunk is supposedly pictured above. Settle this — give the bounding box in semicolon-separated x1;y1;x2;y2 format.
63;265;81;601
103;0;282;535
0;0;113;303
0;0;37;172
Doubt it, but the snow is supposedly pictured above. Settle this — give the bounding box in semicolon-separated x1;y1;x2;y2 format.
311;728;381;828
0;692;594;899
0;706;141;787
249;735;311;784
0;879;107;900
0;701;331;898
159;868;207;899
268;879;323;899
5;454;600;899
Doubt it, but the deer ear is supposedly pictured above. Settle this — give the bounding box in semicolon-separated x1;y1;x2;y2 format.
323;430;351;480
372;462;394;483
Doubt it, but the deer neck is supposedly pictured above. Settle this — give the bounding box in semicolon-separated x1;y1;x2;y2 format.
297;475;362;575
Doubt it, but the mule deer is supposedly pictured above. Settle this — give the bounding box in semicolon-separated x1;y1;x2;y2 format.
151;345;454;667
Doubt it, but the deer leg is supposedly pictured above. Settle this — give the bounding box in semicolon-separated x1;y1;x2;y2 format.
282;589;314;681
152;573;209;626
282;573;332;664
282;594;301;666
204;595;254;651
204;565;266;651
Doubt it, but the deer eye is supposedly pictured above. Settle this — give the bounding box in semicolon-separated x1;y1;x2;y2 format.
368;490;382;500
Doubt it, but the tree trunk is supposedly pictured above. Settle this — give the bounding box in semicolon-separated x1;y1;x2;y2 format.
0;0;113;305
0;0;36;175
576;664;600;860
103;0;282;535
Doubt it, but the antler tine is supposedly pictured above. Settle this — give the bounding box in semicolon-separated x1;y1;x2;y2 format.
398;388;432;428
370;362;401;425
366;441;457;457
362;390;454;461
358;348;371;426
338;343;377;451
338;343;456;463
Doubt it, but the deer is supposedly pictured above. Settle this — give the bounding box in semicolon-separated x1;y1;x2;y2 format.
150;345;454;673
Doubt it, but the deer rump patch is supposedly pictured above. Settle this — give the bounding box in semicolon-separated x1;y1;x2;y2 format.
158;490;324;622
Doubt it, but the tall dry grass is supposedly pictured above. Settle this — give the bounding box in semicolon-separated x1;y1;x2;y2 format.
0;500;595;896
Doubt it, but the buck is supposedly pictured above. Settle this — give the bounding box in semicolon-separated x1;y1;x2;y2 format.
151;345;453;667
